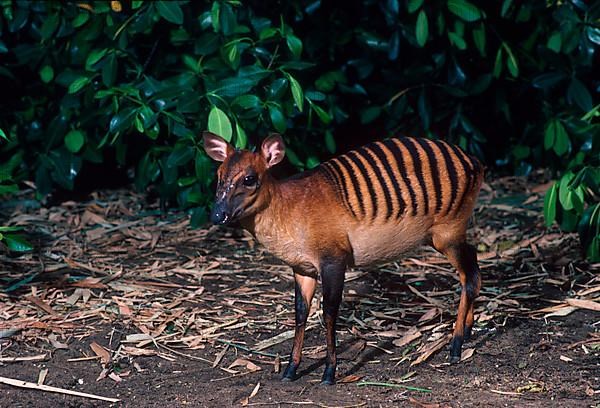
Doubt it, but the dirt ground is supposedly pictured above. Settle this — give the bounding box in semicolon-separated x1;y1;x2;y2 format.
0;175;599;408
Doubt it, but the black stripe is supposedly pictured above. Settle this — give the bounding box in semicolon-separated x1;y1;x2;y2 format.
381;140;418;216
447;143;473;212
359;146;396;220
337;155;365;218
394;138;429;214
437;141;459;216
415;138;443;214
322;162;356;218
348;150;379;220
469;155;481;190
319;164;342;196
370;142;412;217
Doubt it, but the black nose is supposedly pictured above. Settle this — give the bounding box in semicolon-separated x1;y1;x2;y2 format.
210;207;230;225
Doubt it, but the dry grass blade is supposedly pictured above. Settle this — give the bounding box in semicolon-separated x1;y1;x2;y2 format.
0;376;119;402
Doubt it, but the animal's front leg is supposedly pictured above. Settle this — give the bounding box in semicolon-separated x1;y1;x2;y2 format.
282;272;316;381
320;257;346;385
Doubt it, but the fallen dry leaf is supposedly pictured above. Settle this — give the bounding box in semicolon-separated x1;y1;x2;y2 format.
411;334;451;366
460;348;475;362
339;374;363;383
566;298;600;312
393;328;422;348
409;397;441;408
229;358;261;372
90;342;111;365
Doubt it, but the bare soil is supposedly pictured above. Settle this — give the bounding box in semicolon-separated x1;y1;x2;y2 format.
0;175;598;408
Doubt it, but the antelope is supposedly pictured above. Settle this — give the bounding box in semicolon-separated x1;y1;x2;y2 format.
203;131;483;385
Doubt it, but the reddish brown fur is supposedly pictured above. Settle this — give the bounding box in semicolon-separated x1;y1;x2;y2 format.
203;132;484;384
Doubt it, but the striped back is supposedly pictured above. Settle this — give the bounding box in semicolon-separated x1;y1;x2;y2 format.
319;137;482;221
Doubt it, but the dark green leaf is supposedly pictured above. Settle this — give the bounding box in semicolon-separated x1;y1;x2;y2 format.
39;65;54;83
501;0;513;17
360;106;382;124
532;72;566;90
493;47;503;78
503;43;519;77
325;130;336;154
64;130;85;153
544;183;558;227
558;172;575;210
235;122;247;149
567;78;592;112
167;145;194;168
416;10;428;47
286;34;302;58
547;32;561;52
268;105;287;133
448;32;466;50
109;108;137;133
447;0;482;22
68;77;90;94
85;48;108;71
72;12;90;28
3;234;33;252
287;74;304;112
40;14;60;40
472;23;486;56
233;95;262;110
155;1;184;25
408;0;424;13
311;103;332;124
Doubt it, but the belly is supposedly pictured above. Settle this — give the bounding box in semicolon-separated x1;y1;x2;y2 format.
348;217;433;267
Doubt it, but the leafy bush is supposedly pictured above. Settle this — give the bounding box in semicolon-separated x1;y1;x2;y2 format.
0;0;598;257
0;0;333;225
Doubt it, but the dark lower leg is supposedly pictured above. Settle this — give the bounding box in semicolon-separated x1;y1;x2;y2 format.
282;274;316;381
450;290;468;363
464;303;475;341
320;257;345;385
443;242;480;363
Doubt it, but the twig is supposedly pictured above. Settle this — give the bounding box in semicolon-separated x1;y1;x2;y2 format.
356;381;431;393
0;354;47;363
0;376;120;403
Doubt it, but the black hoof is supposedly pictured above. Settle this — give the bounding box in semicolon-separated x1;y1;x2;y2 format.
282;363;299;382
449;354;461;364
449;335;463;364
321;365;335;385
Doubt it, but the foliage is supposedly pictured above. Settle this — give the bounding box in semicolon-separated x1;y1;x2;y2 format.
0;225;32;252
544;104;600;261
0;0;598;257
0;0;333;226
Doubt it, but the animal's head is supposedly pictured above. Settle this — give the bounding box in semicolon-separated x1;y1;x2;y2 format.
203;131;286;225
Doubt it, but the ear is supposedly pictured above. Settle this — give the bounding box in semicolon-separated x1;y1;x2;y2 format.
203;132;233;162
261;134;285;168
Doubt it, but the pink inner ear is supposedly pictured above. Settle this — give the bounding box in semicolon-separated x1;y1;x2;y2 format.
262;137;285;167
204;134;231;162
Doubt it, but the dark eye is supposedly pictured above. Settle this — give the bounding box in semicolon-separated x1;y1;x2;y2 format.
243;174;258;187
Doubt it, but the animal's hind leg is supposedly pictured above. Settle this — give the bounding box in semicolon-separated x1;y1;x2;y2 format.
432;234;481;363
